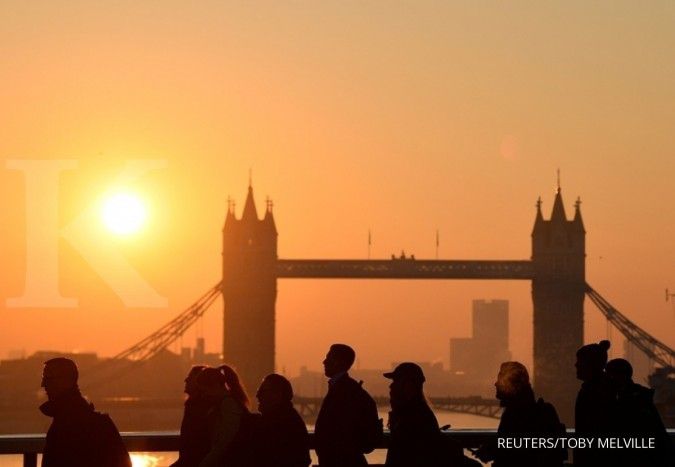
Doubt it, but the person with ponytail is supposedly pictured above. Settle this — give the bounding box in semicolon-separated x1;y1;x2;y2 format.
196;366;250;467
574;340;616;467
218;365;251;412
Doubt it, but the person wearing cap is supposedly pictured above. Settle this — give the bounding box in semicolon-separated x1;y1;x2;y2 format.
253;374;310;467
574;340;615;467
40;357;131;467
384;362;446;467
315;344;382;467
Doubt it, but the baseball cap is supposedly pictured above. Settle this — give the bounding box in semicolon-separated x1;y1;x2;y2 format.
383;362;426;383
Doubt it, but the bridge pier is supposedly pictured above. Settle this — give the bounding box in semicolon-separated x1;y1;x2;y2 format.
531;190;585;424
222;184;278;392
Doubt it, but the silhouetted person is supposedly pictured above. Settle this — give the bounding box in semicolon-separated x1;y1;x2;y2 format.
171;365;211;467
606;358;675;466
253;374;310;467
315;344;382;467
473;362;565;467
40;357;131;467
574;340;615;467
384;362;445;467
197;366;249;467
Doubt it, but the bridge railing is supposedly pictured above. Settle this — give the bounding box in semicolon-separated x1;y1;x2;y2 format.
0;430;495;467
3;430;674;467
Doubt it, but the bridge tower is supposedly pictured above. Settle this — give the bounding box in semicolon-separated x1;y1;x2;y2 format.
222;183;278;391
531;185;585;424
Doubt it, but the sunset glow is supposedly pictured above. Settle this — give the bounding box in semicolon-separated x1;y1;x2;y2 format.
1;1;674;401
129;453;160;467
101;192;147;235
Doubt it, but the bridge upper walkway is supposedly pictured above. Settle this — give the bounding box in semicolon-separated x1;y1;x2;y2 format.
276;259;534;280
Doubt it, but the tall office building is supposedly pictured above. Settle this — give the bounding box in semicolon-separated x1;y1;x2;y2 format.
450;299;511;382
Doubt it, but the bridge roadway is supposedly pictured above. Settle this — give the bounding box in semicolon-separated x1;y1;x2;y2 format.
3;431;675;467
294;396;503;420
0;431;494;467
276;259;534;280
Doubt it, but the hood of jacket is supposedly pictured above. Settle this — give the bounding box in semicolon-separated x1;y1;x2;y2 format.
39;388;94;419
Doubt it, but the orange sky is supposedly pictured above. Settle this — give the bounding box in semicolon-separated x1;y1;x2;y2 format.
1;2;674;377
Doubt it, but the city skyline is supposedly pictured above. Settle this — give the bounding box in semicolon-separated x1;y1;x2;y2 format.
1;2;674;378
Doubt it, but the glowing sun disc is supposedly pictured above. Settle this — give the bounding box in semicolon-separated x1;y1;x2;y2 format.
102;193;147;235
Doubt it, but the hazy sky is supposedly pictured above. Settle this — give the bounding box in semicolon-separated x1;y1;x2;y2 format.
1;2;674;377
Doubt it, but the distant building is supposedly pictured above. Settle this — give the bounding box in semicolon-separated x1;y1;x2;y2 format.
7;349;26;360
0;338;225;433
448;338;473;375
182;337;221;368
290;366;327;398
450;299;511;384
290;361;486;398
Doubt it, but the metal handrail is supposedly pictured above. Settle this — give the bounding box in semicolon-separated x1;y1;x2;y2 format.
2;430;674;467
0;430;496;467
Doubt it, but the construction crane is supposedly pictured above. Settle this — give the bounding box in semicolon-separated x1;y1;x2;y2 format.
586;284;675;369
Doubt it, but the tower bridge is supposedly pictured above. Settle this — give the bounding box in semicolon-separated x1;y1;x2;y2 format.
221;181;585;423
86;179;675;425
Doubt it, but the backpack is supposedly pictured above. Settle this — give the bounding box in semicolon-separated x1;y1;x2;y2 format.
222;411;261;467
90;412;132;467
354;380;383;454
533;398;567;466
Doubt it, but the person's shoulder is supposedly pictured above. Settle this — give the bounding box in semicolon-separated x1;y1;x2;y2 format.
627;383;655;403
414;402;440;429
335;374;364;394
287;407;309;431
536;398;560;417
89;411;120;432
344;376;373;394
341;374;360;387
534;398;565;431
536;397;556;410
353;380;377;405
630;382;652;395
220;395;245;414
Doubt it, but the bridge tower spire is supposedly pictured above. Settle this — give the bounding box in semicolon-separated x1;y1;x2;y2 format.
222;181;278;391
531;183;585;424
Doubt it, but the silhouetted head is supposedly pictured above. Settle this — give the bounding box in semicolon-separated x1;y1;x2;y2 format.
495;361;532;404
323;344;355;378
575;340;610;381
218;364;251;410
196;367;227;399
256;373;293;414
184;365;207;396
42;358;79;400
606;358;633;390
384;362;426;409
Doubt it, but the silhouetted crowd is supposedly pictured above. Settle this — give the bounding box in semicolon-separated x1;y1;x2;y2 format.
38;341;673;467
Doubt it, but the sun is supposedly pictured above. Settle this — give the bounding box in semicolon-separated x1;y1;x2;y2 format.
101;192;147;235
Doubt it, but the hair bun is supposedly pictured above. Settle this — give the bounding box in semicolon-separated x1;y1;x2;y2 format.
598;340;611;351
